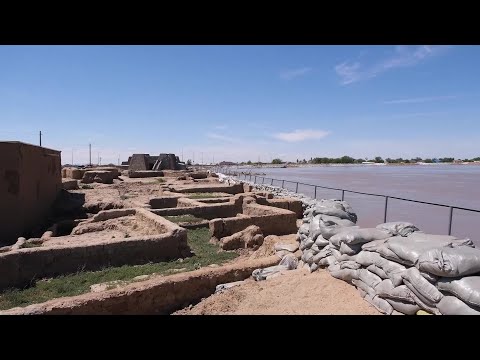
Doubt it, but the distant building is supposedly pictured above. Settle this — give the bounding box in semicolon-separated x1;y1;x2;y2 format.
219;161;237;166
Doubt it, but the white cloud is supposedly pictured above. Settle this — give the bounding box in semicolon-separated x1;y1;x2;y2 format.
206;132;237;143
280;67;312;80
272;129;331;142
214;124;228;130
384;95;458;104
335;46;450;85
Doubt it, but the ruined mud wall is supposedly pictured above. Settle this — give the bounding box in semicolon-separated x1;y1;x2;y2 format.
0;142;61;244
150;202;242;220
0;256;280;315
0;210;188;291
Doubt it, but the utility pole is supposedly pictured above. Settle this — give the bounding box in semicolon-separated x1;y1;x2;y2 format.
89;144;92;166
100;157;102;166
97;152;100;166
39;131;42;146
193;152;195;164
118;155;120;166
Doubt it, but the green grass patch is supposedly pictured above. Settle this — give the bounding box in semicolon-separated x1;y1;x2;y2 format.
0;228;237;311
186;192;222;199
163;214;205;224
80;184;93;190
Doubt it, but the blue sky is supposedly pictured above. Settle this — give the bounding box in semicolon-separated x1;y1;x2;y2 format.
1;45;479;164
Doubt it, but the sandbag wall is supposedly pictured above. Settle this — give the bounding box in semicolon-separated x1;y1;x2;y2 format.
297;199;480;315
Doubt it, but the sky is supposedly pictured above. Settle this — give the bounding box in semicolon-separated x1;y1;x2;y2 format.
1;45;479;164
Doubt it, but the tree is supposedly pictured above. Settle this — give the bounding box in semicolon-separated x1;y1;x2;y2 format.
246;160;252;165
186;159;192;165
424;159;433;163
272;158;283;164
374;156;384;163
356;158;364;163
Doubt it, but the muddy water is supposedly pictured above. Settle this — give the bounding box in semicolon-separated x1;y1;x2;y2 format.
234;165;480;244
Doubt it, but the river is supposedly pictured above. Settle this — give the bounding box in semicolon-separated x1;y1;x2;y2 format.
228;165;480;243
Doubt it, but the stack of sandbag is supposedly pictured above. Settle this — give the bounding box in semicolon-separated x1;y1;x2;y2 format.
297;201;480;315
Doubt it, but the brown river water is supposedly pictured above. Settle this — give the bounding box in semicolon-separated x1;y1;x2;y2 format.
229;165;480;245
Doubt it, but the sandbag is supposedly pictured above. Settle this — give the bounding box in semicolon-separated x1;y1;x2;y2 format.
252;254;298;281
330;269;359;284
377;285;417;304
312;247;332;264
420;271;438;284
417;246;480;278
310;244;321;254
298;224;310;235
363;294;394;315
313;204;356;223
410;292;441;315
274;243;299;253
319;214;356;227
353;250;406;286
303;238;314;250
318;255;337;267
320;225;359;241
437;296;480;315
362;238;410;265
401;268;444;306
387;234;463;266
339;242;363;256
309;215;321;234
352;279;376;297
376;222;419;237
375;279;395;294
314;235;330;247
311;229;323;242
330;248;343;261
310;263;319;273
386;298;421;315
358;269;383;289
302;250;315;265
340;261;362;270
367;264;388;279
330;228;391;247
437;276;480;307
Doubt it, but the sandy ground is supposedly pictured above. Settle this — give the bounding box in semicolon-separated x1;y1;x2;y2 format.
43;216;162;246
174;268;380;315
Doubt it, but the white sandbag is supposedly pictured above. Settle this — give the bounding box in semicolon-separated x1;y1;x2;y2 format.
309;215;321;234
417;246;480;278
420;271;438;283
358;288;367;298
312;247;332;264
310;263;319;273
320;223;358;240
352;279;376;297
354;250;406;286
311;229;323;242
355;251;383;266
310;244;321;254
330;228;391;247
327;263;341;272
339;242;363;256
319;214;356;227
330;269;359;284
296;260;305;269
298;224;310;235
340;261;362;270
401;268;444;306
363;238;410;265
376;222;419;237
276;250;291;259
385;298;421;315
363;294;394;315
411;292;441;315
358;269;383;289
314;235;330;247
302;250;315;265
375;279;395;294
330;248;343;261
437;296;480;315
367;264;388;279
313;204;356;223
303;238;314;250
437;276;480;307
274;242;299;253
392;310;405;315
387;234;462;266
318;255;337;267
377;285;417;304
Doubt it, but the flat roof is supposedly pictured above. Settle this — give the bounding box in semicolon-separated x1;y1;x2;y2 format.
0;141;61;154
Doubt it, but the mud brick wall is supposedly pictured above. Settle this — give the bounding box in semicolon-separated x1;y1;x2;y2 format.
0;142;62;244
151;202;242;220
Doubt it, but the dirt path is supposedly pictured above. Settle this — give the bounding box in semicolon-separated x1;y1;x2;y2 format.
174;268;381;315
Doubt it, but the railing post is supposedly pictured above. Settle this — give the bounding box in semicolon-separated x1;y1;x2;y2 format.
295;182;299;193
250;174;252;181
314;186;317;199
262;177;264;184
254;176;257;183
383;196;389;223
282;180;285;188
341;190;345;201
448;207;454;235
271;178;274;185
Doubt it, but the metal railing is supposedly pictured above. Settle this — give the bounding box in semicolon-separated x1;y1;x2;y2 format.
213;167;480;236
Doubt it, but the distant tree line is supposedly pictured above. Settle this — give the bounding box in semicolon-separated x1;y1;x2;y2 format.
231;156;480;165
